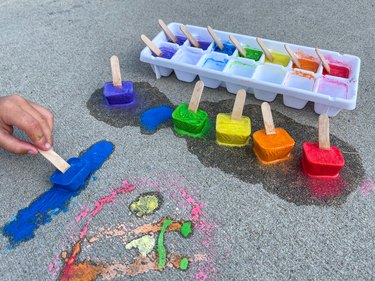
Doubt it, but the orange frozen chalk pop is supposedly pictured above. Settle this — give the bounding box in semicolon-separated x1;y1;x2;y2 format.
253;102;295;164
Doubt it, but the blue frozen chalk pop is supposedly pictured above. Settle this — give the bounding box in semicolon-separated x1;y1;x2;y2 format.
49;158;91;191
103;55;134;107
40;141;114;191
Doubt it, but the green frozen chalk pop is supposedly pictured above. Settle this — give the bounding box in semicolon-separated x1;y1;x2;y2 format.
172;80;209;138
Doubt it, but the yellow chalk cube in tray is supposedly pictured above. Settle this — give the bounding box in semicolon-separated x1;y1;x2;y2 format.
216;113;251;147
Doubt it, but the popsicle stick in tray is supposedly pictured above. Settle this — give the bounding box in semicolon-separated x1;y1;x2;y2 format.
158;19;177;43
207;26;224;50
229;35;246;57
256;37;274;62
284;44;301;69
180;25;200;48
141;34;162;57
315;48;331;74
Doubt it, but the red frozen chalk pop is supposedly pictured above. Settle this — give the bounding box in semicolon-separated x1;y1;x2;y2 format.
302;114;345;178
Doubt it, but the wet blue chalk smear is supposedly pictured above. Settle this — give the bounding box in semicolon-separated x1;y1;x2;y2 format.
2;140;114;248
141;106;173;132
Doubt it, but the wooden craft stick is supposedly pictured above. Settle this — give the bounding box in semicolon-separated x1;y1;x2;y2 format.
229;35;246;57
207;26;223;50
179;25;200;48
141;34;162;57
231;89;247;120
284;44;301;69
110;55;122;87
188;80;205;113
256;37;273;62
158;19;177;43
318;114;330;150
315;48;331;74
261;102;276;135
39;149;71;173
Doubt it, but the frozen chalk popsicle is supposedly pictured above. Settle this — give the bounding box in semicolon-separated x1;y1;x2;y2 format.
141;34;177;59
284;44;301;69
172;80;209;138
302;114;345;178
216;89;251;147
256;38;290;67
50;158;91;191
50;140;114;191
253;102;295;164
229;35;247;58
180;25;211;50
316;48;350;78
229;35;262;61
103;55;134;107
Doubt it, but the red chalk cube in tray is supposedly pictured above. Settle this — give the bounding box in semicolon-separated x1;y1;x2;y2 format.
140;22;361;117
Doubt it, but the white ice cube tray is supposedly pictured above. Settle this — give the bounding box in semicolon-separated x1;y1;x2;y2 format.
140;22;361;117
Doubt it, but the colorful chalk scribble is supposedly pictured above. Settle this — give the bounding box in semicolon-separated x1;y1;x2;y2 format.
49;175;228;280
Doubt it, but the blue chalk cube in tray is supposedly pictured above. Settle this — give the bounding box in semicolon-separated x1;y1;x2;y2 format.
103;81;134;107
140;22;361;117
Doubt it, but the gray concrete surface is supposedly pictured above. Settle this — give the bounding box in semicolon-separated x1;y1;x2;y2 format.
0;0;374;280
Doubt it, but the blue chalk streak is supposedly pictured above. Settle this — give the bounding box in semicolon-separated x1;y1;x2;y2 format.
141;106;173;132
1;140;114;248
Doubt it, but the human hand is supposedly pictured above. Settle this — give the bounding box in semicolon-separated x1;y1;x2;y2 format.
0;95;54;154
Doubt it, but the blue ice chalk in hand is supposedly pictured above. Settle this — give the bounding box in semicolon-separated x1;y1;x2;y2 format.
2;140;114;248
50;158;91;191
103;81;135;107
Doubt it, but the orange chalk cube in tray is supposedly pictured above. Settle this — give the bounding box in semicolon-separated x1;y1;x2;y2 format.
253;102;295;164
302;114;345;178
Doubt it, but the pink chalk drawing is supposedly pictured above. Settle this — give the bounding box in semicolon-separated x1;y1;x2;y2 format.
48;174;230;281
359;179;375;196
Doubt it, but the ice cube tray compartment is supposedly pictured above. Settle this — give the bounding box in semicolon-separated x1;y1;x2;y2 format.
140;22;361;116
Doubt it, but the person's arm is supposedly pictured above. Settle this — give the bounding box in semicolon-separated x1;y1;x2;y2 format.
0;95;54;154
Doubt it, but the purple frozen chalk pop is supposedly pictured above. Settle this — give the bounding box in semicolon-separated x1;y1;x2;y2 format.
103;55;134;107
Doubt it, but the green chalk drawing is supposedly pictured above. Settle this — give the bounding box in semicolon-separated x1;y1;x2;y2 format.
157;219;173;269
129;192;162;218
180;257;189;271
180;221;192;238
125;235;155;257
